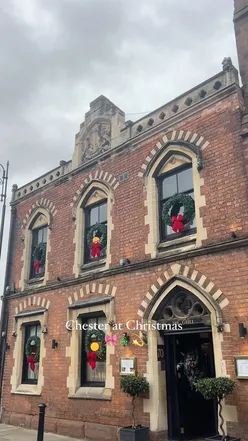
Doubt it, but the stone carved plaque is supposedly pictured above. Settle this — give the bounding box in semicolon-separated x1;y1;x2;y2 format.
81;122;111;162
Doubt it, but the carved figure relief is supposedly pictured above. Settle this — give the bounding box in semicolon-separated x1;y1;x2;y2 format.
81;122;111;162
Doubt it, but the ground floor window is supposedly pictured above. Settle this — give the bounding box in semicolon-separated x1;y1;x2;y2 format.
22;323;41;384
81;315;106;386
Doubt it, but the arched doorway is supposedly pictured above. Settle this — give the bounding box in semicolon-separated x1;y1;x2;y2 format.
152;286;218;440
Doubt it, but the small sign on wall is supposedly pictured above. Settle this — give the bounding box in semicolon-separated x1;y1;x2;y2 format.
120;358;136;376
235;356;248;379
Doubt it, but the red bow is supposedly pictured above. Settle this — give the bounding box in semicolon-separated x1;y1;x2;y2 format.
90;242;101;258
27;356;35;372
34;260;40;274
171;215;184;233
87;352;97;370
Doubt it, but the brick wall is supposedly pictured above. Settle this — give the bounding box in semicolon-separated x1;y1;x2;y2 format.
2;84;248;440
8;92;248;287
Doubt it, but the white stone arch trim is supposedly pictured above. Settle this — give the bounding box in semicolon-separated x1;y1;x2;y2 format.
137;263;229;319
140;133;209;255
72;179;116;276
67;283;117;305
70;171;119;219
143;277;237;435
21;198;57;232
138;129;209;178
14;296;51;315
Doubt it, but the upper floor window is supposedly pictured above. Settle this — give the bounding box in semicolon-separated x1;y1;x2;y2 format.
22;323;41;385
159;165;196;241
30;225;48;279
81;315;106;387
84;199;107;264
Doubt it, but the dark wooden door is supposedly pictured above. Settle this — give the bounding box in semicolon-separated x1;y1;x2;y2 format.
164;331;217;440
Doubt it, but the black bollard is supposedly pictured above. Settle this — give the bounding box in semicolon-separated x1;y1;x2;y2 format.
37;403;46;441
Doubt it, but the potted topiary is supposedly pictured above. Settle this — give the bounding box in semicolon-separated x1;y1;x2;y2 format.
194;377;240;441
120;375;149;441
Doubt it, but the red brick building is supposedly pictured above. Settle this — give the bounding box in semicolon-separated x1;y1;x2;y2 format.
1;1;248;440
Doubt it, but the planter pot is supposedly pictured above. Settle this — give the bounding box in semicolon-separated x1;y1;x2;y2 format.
120;425;149;441
206;435;241;441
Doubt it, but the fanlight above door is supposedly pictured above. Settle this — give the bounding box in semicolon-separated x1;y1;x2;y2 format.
153;288;211;326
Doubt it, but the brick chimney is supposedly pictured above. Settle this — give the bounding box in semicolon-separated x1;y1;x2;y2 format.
234;0;248;109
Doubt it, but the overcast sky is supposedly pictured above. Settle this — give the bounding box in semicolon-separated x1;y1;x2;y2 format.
0;0;238;291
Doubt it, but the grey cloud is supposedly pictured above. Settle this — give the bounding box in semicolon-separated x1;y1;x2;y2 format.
0;0;239;291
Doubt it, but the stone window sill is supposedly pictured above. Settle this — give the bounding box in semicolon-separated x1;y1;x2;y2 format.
27;277;44;285
69;387;112;401
157;233;196;256
11;384;41;396
80;259;106;274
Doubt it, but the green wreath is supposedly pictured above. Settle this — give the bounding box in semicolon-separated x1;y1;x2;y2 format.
25;335;40;363
86;223;107;250
85;329;106;361
32;243;46;266
162;193;195;227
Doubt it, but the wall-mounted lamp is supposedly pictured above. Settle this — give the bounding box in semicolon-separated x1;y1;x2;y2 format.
231;231;237;239
52;339;58;349
239;323;247;338
216;324;224;333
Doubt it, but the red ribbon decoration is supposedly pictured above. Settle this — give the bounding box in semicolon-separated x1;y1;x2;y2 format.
90;242;101;258
87;352;97;370
27;356;35;372
34;260;40;274
171;214;184;233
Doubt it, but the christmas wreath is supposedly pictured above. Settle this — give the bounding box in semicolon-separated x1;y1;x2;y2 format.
87;223;107;258
32;242;46;272
85;328;106;369
177;351;203;389
25;335;40;372
162;193;195;233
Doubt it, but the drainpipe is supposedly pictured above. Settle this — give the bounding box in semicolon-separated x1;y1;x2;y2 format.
0;184;18;413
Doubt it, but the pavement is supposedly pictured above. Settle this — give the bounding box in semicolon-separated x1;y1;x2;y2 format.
0;424;82;440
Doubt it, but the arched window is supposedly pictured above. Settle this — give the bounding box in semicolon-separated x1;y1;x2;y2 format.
29;214;48;279
143;144;206;258
21;209;50;290
158;163;196;241
73;181;113;276
83;189;108;264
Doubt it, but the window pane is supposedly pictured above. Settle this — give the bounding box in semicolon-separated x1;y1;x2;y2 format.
86;361;106;382
83;316;106;384
178;168;193;192
24;324;41;382
32;230;39;247
187;191;196;228
42;227;47;243
99;203;107;223
37;229;43;243
90;206;98;226
162;174;177;199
